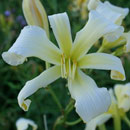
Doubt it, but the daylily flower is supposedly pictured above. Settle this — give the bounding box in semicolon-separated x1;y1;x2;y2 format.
22;0;49;37
87;0;130;53
85;83;130;130
16;118;37;130
2;11;126;122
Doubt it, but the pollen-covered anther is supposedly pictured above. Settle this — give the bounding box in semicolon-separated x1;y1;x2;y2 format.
21;102;27;111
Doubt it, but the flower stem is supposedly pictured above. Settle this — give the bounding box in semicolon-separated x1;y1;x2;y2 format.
45;61;63;113
47;87;63;113
53;99;76;129
53;115;64;130
113;105;121;130
123;115;130;127
65;99;75;115
45;62;50;69
43;115;48;130
97;45;104;53
65;118;82;126
98;124;107;130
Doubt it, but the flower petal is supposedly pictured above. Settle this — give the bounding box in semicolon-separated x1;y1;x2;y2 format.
16;118;37;130
88;1;129;25
85;113;112;130
48;12;72;56
78;53;125;81
71;10;123;61
18;66;61;111
96;2;122;24
87;0;100;10
68;69;111;122
104;1;129;22
2;26;61;66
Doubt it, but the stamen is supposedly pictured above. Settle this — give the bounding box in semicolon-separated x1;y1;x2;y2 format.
68;58;71;79
61;56;64;78
61;55;77;80
72;60;77;80
61;54;67;78
63;55;67;78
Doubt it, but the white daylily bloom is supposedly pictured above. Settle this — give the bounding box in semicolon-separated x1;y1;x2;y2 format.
114;83;130;112
2;11;126;122
87;0;129;42
16;118;37;130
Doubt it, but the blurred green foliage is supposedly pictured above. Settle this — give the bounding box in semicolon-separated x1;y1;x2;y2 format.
0;0;130;130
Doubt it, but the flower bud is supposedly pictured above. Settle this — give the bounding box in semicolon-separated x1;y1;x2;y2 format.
102;36;126;50
22;0;49;37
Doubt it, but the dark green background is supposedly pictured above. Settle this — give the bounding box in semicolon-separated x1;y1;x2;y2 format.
0;0;130;129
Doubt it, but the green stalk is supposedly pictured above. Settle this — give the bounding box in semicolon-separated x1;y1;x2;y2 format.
45;61;63;113
45;62;50;69
113;105;121;130
123;115;130;127
65;118;82;126
97;45;104;53
98;124;107;130
47;87;63;113
53;115;64;130
65;99;75;115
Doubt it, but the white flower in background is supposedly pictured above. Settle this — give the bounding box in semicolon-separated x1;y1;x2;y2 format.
2;11;126;122
16;118;37;130
85;83;130;130
115;83;130;112
88;0;129;25
87;0;130;51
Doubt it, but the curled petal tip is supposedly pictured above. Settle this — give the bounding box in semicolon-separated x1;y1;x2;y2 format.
2;52;25;66
111;70;126;81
